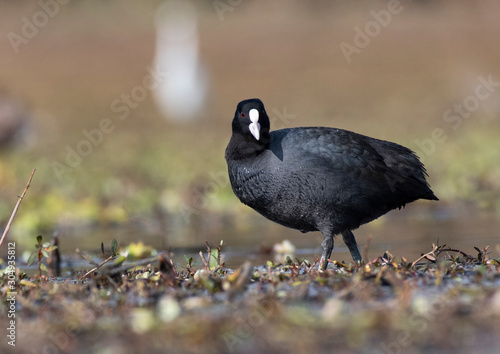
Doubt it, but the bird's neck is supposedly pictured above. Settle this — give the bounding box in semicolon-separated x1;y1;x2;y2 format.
226;132;269;161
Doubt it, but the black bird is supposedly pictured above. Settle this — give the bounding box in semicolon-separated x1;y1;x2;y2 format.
225;98;438;271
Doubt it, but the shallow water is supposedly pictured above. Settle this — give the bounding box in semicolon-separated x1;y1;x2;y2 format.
21;206;499;274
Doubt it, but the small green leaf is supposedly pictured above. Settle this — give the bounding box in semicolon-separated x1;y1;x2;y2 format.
42;242;51;248
113;254;125;266
41;249;50;258
27;253;37;266
209;249;218;270
39;263;47;272
46;246;58;252
20;279;36;288
101;242;105;255
111;239;118;256
36;235;43;245
184;256;193;266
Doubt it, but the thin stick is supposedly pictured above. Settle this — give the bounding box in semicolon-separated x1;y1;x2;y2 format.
81;255;116;279
205;241;212;267
306;258;319;274
199;251;209;269
0;169;36;248
435;247;475;260
76;248;100;268
411;244;438;268
217;242;222;268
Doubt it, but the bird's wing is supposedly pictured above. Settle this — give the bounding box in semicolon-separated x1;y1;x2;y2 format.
282;127;390;178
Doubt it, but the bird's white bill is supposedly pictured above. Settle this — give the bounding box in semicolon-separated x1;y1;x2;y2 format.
249;108;260;140
249;121;260;140
249;108;259;123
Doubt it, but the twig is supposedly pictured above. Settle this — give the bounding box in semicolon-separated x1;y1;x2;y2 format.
306;258;319;274
199;251;209;270
203;240;226;272
217;241;223;268
436;247;475;261
365;257;379;266
81;254;117;279
205;241;212;268
328;259;348;268
0;169;36;248
411;244;438;268
76;248;100;268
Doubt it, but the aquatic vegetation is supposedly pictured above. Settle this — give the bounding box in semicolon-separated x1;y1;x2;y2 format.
1;239;499;353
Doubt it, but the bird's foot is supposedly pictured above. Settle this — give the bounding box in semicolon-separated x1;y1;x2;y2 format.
319;256;329;272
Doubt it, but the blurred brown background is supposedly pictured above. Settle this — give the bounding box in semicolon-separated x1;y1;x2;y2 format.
0;0;499;261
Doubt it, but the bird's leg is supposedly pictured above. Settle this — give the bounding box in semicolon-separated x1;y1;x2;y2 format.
342;230;362;263
319;233;334;272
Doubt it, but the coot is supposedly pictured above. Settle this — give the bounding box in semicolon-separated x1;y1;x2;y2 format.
225;98;438;270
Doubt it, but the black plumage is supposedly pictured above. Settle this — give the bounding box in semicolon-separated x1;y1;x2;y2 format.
225;98;438;270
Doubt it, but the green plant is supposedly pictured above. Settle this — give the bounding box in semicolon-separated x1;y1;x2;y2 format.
27;235;58;278
81;239;119;279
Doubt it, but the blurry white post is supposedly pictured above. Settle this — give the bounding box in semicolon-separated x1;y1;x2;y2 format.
153;0;209;123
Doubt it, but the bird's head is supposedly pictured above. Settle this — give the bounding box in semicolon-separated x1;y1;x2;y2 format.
232;98;271;145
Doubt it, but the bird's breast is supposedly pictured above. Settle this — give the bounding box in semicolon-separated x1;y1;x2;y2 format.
228;162;320;232
229;165;272;206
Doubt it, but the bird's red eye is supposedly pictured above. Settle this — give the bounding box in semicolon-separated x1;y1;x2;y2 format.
241;112;246;118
